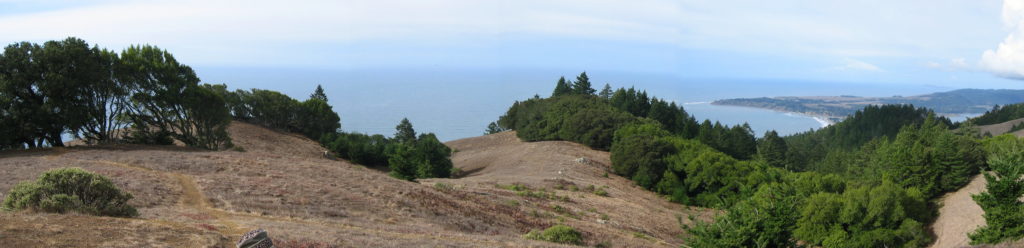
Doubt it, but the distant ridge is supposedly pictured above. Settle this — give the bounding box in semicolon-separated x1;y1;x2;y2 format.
712;89;1024;122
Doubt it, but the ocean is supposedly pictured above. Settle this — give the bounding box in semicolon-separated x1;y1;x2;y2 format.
196;67;958;141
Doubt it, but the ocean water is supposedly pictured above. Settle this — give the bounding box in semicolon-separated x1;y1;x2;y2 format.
196;67;954;141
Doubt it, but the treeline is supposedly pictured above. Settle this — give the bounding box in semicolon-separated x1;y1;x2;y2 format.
320;118;453;181
204;84;340;141
781;104;952;172
967;103;1024;126
687;111;985;247
497;72;756;159
496;74;990;247
0;37;344;151
0;38;232;150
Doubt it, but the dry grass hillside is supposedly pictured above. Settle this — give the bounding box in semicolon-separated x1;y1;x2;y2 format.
0;122;713;247
975;118;1024;137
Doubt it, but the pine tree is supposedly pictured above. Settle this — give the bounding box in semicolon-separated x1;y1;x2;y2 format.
758;130;788;169
310;84;328;102
969;136;1024;244
552;77;572;97
598;83;613;100
572;72;595;95
394;118;417;144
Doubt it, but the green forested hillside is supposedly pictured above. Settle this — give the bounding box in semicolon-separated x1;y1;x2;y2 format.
497;74;992;247
967;103;1024;126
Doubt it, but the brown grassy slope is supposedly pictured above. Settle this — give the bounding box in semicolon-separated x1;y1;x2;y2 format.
0;122;712;247
975;118;1024;137
423;131;716;247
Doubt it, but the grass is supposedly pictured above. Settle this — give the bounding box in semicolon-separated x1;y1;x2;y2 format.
499;183;570;201
632;232;652;240
524;224;583;245
433;182;454;192
501;199;520;207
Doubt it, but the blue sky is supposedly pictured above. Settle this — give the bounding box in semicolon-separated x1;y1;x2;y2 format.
1;0;1023;88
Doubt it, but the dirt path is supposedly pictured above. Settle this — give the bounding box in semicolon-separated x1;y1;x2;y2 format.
930;175;987;248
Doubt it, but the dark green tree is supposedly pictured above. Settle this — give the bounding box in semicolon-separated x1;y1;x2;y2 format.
387;143;421;181
970;136;1024;244
552;76;572;97
685;183;800;248
414;133;453;178
310;84;328;102
77;48;130;144
177;86;233;149
598;83;612;100
298;98;341;141
118;45;232;149
394;118;417;144
759;130;788;169
571;72;595;95
485;121;505;134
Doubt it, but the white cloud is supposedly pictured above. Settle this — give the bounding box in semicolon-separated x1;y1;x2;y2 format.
0;0;1006;69
981;0;1024;79
832;58;882;72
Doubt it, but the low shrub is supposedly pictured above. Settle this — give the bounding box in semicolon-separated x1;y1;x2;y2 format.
2;168;137;217
524;224;583;245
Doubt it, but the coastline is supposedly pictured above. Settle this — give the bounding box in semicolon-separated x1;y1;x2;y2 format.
705;101;836;128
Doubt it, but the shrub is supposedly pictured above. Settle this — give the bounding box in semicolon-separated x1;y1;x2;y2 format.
2;168;137;217
524;224;583;245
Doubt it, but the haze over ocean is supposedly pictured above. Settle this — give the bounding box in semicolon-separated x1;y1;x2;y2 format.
196;67;962;141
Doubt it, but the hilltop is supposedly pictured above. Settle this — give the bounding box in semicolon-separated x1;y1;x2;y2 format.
0;122;712;247
712;89;1024;122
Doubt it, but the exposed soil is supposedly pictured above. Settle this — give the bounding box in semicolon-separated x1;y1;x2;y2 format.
0;123;712;247
930;175;986;248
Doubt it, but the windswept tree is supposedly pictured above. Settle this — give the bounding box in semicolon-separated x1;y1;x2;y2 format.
0;41;64;147
0;37;131;147
118;45;232;149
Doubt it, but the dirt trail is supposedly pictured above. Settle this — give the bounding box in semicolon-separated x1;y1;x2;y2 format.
930;174;987;248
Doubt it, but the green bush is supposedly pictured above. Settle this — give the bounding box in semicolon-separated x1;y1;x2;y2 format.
2;168;137;217
524;224;583;245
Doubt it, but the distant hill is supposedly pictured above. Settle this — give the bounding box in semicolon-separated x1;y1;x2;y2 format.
712;89;1024;122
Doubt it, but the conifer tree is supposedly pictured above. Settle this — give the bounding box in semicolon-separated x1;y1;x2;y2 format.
310;84;328;102
598;83;613;100
758;130;788;169
572;72;595;95
394;118;417;144
552;76;572;97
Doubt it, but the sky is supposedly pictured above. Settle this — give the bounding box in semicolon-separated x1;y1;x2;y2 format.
0;0;1022;88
